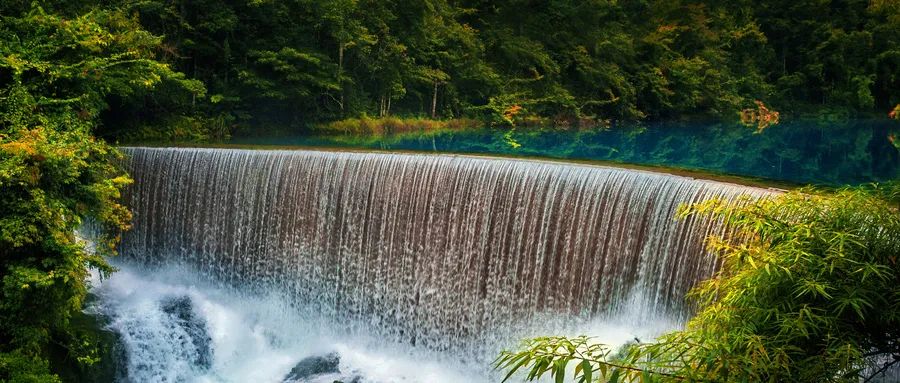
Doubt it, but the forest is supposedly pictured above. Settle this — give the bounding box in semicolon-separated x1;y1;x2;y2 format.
4;0;900;141
1;0;899;382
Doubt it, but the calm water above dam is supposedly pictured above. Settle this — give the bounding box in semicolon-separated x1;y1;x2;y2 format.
230;119;900;186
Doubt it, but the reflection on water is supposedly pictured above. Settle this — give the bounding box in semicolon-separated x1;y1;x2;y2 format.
231;119;900;185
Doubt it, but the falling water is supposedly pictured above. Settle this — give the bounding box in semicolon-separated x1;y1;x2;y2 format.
108;147;773;381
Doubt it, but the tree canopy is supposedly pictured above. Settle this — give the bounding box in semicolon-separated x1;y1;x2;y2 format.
76;0;900;136
0;2;198;380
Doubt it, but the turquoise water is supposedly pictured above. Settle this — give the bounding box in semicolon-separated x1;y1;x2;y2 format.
230;119;900;185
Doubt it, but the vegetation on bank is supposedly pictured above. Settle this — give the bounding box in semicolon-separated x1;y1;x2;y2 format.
313;113;610;136
61;0;900;140
0;4;193;381
497;183;900;382
317;116;482;135
6;0;894;144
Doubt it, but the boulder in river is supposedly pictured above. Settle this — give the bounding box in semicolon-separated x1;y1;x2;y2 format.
160;295;213;369
282;352;341;382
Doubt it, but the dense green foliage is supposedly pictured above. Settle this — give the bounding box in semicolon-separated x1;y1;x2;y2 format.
2;1;896;141
0;3;196;380
87;0;900;137
497;183;900;382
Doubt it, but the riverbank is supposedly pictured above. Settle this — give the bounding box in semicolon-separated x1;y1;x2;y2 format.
315;116;483;135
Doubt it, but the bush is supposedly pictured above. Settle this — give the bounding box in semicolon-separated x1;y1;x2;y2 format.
498;183;900;382
0;3;196;380
317;116;482;135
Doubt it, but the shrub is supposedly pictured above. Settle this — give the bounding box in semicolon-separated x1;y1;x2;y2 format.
498;183;900;382
317;116;482;135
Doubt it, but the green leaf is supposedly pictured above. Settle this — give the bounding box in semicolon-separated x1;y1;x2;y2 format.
581;360;592;383
608;368;620;383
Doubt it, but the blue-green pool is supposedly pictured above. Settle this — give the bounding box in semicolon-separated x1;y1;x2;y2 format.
230;119;900;186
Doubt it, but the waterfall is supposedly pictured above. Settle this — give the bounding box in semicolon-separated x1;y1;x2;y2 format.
116;147;772;362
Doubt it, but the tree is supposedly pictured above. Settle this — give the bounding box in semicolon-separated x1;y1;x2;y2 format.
498;183;900;382
82;0;900;138
0;3;199;379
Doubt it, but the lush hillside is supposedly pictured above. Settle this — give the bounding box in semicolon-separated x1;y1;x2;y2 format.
8;0;900;139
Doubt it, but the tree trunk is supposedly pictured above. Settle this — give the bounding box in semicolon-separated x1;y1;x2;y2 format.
192;56;198;108
338;44;344;113
224;37;230;86
431;81;438;119
338;45;344;75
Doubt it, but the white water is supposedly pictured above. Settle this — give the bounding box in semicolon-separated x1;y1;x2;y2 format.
89;263;674;382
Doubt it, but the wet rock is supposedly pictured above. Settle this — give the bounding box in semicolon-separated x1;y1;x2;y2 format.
161;295;213;369
282;352;341;382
